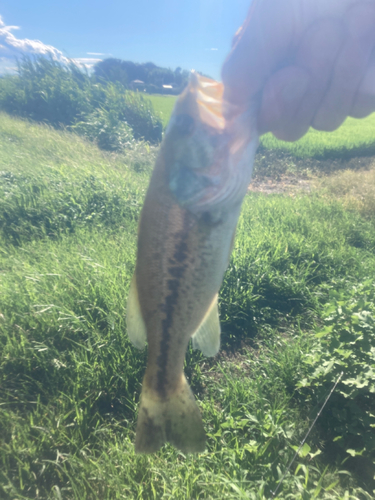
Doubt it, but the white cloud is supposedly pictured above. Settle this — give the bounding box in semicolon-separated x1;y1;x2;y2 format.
0;15;104;74
73;57;102;69
0;14;72;73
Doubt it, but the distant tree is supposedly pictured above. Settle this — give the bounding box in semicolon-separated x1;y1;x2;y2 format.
94;58;129;86
122;61;147;82
143;62;157;71
148;67;174;86
176;69;190;88
93;59;191;93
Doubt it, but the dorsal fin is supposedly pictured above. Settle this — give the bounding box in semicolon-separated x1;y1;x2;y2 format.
126;273;147;349
191;294;221;357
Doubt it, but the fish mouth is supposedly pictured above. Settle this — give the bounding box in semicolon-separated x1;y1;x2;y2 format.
172;71;227;132
166;71;258;213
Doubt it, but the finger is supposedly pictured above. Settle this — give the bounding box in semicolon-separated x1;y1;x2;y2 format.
222;0;351;117
351;49;375;118
258;66;310;136
313;2;375;131
222;0;296;115
269;18;345;141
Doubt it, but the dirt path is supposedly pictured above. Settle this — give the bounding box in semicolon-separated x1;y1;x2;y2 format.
249;150;375;195
249;175;312;194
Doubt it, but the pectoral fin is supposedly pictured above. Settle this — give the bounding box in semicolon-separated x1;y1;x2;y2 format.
126;273;147;349
191;294;221;357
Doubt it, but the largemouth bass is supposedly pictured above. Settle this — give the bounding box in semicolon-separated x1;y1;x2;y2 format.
127;71;258;454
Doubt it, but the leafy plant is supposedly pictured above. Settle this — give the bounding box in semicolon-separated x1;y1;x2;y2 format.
298;282;375;473
71;107;135;152
100;82;162;143
0;56;163;145
0;56;97;127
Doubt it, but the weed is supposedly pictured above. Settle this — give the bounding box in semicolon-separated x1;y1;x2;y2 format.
317;167;375;219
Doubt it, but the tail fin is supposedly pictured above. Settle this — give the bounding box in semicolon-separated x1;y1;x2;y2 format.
135;374;206;454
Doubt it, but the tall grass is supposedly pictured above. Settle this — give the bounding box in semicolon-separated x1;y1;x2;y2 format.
220;193;375;343
0;57;96;127
1;113;375;498
0;57;163;146
0;113;156;245
317;166;375;219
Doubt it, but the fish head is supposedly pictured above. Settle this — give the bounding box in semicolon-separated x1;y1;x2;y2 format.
163;71;258;214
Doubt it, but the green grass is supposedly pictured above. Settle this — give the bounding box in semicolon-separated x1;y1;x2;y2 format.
260;113;375;159
1;112;375;499
0;113;157;245
145;94;177;128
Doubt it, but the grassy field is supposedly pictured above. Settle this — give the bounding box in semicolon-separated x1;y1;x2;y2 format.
145;94;177;128
1;112;375;499
147;93;375;159
260;113;375;159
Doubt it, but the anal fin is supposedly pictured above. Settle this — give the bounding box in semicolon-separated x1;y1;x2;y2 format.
191;294;221;357
126;273;147;349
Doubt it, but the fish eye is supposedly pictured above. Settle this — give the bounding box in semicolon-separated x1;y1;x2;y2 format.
174;114;195;136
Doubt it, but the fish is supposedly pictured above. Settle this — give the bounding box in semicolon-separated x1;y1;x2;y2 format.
126;71;258;454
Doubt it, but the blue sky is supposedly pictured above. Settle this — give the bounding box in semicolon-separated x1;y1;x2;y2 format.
0;0;251;79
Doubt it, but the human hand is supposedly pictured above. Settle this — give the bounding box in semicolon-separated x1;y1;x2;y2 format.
221;0;375;141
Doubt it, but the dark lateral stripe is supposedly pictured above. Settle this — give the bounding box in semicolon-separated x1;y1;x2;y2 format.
156;213;190;398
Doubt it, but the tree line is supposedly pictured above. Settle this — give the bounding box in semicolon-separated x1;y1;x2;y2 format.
93;59;191;94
